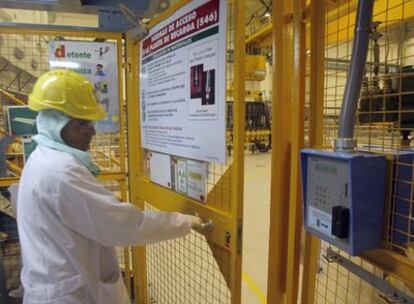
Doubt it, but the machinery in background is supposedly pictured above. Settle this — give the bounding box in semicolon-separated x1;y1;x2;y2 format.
355;20;414;251
226;53;271;155
245;55;266;81
358;22;414;145
226;99;271;155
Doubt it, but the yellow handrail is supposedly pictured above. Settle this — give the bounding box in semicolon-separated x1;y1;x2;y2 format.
96;150;121;166
6;160;22;175
0;88;26;106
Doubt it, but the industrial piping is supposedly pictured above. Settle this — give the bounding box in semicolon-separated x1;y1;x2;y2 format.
335;0;375;151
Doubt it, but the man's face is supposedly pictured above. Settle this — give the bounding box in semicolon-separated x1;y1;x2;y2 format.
60;119;96;151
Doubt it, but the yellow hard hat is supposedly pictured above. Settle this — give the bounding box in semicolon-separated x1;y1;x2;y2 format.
29;69;107;121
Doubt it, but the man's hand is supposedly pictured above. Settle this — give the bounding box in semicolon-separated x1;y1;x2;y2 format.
186;215;213;233
187;215;204;231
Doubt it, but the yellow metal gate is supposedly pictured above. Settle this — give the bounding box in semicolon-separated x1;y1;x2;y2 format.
126;0;245;303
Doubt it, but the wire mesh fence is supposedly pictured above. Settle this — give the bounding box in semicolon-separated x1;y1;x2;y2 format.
312;0;414;303
145;203;231;304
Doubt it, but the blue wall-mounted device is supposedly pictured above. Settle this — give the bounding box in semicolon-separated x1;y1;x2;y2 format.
301;149;387;255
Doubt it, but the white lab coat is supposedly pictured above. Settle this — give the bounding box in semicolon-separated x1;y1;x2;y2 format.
16;146;192;304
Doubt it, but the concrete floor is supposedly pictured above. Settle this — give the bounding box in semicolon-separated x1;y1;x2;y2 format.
242;152;271;304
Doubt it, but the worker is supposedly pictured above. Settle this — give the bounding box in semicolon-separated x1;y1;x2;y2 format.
16;69;204;304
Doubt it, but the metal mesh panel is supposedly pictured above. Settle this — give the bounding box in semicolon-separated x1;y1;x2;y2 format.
142;1;236;303
0;29;131;295
317;242;391;304
0;32;126;176
313;0;414;303
323;0;414;253
146;203;231;304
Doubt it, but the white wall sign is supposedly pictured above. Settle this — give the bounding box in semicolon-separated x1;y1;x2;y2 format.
173;157;207;203
140;0;227;164
149;152;172;188
49;40;120;133
186;160;207;203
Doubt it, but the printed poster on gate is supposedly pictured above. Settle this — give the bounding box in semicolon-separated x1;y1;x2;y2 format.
48;41;120;133
140;0;227;164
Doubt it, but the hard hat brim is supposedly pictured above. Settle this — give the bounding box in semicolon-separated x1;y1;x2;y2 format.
29;94;108;121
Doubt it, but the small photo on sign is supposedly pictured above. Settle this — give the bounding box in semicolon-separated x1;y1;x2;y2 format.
202;69;215;105
190;64;204;99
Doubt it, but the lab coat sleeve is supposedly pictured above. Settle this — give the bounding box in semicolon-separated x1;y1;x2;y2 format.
56;165;192;247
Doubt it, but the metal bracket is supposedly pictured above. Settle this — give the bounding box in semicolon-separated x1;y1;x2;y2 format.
334;137;357;151
119;4;148;42
98;10;132;31
325;247;414;304
236;219;243;254
129;23;149;43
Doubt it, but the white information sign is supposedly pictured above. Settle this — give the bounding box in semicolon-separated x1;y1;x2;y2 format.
149;152;172;188
187;160;207;203
140;0;227;164
173;157;207;203
49;40;120;133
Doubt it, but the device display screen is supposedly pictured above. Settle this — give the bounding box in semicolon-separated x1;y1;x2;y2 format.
315;162;337;175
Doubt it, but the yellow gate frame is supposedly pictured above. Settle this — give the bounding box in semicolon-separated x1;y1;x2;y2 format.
126;0;245;303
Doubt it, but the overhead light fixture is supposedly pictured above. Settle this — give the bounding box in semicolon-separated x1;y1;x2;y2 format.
265;12;271;17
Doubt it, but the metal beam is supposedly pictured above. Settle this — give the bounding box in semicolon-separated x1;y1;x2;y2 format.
267;0;292;302
301;1;326;303
231;1;246;303
285;0;306;302
327;248;414;304
0;22;119;33
362;249;414;292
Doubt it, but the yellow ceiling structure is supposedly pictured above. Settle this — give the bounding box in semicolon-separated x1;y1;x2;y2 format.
246;0;414;48
325;0;414;45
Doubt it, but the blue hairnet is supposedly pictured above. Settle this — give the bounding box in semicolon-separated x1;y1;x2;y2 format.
35;109;70;143
32;110;100;176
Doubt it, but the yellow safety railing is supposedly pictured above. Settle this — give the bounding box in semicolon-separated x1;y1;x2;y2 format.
0;88;26;105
